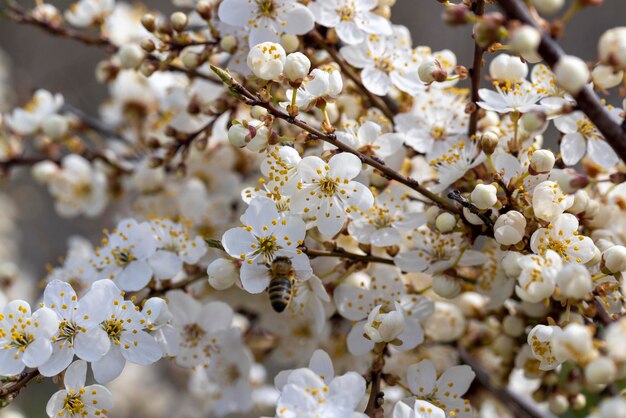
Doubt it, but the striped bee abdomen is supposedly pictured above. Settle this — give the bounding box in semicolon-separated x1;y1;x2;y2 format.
268;276;293;313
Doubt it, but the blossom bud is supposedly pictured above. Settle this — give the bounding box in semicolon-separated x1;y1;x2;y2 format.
435;212;456;233
510;26;541;55
284;52;311;83
553;323;595;363
474;13;506;48
521;110;548;134
250;106;268;119
548;395;569;415
530;150;555;174
181;50;202;69
207;258;238;290
424;302;466;342
599;27;626;70
592;65;624;89
141;13;156;32
494;210;526;246
585;357;616;385
568;190;590;214
502;251;522;277
556;264;592;299
471;183;497;210
531;0;565;15
280;34;300;53
246;42;286;81
170;11;188;31
489;54;528;82
555;55;589;94
503;315;525;337
587;246;602;267
602;245;626;273
42;114;69;139
363;304;405;343
442;4;473;26
118;44;145;69
228;123;249;148
432;275;461;299
425;206;441;224
196;1;212;19
220;35;238;53
31;161;59;184
480;131;499;154
418;58;447;83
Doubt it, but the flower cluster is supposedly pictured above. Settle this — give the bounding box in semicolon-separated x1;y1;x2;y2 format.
1;0;626;417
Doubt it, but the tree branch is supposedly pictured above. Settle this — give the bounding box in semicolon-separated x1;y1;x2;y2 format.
364;343;386;418
468;0;486;138
496;0;626;162
0;370;40;400
212;66;461;214
309;29;398;122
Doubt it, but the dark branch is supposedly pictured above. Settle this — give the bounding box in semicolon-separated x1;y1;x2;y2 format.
496;0;626;162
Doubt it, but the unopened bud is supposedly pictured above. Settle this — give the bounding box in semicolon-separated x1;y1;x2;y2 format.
42;115;69;139
530;149;555;174
585;357;616;385
141;13;156;32
599;27;626;71
435;212;456;233
140;38;156;53
555;55;589;94
170;12;188;32
280;34;300;54
548;394;569;415
220;35;238;54
31;161;58;184
432;275;461;299
284;52;311;83
181;50;202;69
531;0;565;15
494;210;526;245
602;245;626;273
521;110;548;134
196;1;212;19
471;183;498;210
510;25;541;55
228;123;249;148
474;13;506;48
489;54;528;82
418;58;447;83
442;4;472;26
118;44;145;69
480;131;499;154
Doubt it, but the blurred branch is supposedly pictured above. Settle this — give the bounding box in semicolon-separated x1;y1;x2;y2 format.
496;0;626;163
458;347;558;418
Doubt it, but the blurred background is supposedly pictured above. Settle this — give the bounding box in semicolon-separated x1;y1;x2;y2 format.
1;0;626;417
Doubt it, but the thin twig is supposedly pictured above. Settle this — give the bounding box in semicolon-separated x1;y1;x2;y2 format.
212;66;461;214
0;370;40;399
364;343;386;418
468;0;486;138
496;0;626;162
309;29;398;121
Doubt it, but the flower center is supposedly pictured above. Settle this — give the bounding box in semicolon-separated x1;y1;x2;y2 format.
318;177;338;197
577;120;595;137
112;248;135;266
183;323;206;348
103;319;124;343
337;6;355;21
546;238;568;256
431;124;447;141
63;393;86;415
256;0;276;16
10;331;34;350
57;321;79;343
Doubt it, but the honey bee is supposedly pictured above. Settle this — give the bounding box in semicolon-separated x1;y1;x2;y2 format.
268;256;295;313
